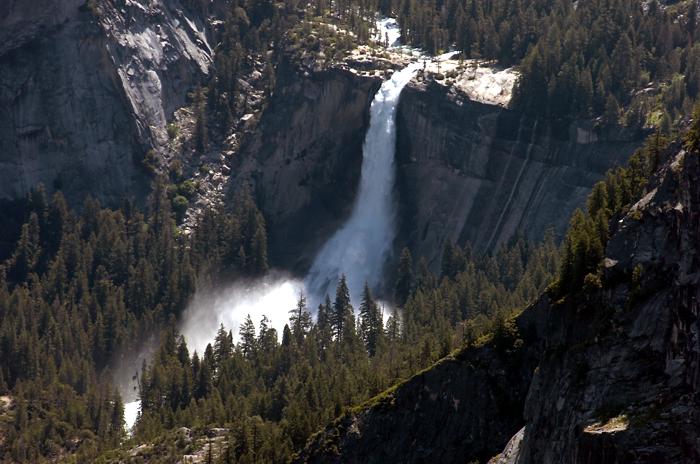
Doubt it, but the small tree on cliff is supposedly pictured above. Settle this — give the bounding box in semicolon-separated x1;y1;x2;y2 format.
395;247;414;306
684;104;700;153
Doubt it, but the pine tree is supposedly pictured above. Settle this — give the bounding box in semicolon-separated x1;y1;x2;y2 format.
289;293;312;343
684;104;700;153
331;275;353;341
214;324;234;367
385;304;402;341
10;213;41;281
395;247;414;306
239;315;257;359
359;283;383;356
604;95;620;126
441;241;455;278
316;295;333;355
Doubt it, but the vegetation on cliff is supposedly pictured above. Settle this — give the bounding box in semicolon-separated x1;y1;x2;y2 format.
1;0;699;461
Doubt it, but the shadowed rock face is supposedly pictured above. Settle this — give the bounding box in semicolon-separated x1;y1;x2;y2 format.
234;63;382;271
294;297;546;464
239;69;645;276
0;0;220;205
296;144;700;464
514;146;700;464
396;81;645;269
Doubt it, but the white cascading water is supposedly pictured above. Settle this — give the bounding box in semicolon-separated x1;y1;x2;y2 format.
123;18;454;431
305;61;421;304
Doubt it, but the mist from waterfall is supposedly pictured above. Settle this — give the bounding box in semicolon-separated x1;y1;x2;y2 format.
305;62;421;304
124;18;435;430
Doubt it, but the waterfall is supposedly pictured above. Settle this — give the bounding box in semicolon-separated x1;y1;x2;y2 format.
305;61;422;304
125;20;454;430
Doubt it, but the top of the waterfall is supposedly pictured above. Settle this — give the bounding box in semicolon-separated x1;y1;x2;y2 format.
341;16;518;107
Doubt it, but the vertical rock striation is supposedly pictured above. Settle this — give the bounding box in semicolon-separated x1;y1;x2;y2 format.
513;144;700;463
234;62;381;271
396;81;645;268
0;0;221;205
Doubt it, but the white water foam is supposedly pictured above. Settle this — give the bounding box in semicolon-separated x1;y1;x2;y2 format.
305;61;422;304
124;20;451;428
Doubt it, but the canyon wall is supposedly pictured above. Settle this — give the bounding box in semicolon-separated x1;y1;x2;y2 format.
243;67;644;274
0;0;646;277
298;144;700;464
0;0;220;205
234;64;381;270
396;81;644;268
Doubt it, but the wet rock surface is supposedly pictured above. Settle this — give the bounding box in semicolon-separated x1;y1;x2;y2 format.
232;60;382;270
233;56;644;274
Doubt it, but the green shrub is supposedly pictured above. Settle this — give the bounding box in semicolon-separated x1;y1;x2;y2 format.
142;149;158;173
583;273;603;292
177;180;197;199
172;195;189;223
167;123;179;140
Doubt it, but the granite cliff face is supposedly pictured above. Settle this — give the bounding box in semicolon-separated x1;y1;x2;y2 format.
233;62;382;269
296;142;700;463
0;0;221;205
396;81;644;267
1;6;642;272
512;144;700;464
241;66;644;274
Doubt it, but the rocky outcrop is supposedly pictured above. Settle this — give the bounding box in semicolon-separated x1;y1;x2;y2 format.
235;63;643;274
296;142;700;463
396;81;644;268
295;305;545;464
241;61;645;273
0;0;221;205
513;145;700;463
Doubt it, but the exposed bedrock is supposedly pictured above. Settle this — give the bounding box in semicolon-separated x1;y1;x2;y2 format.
395;81;645;269
297;145;700;464
234;63;381;271
0;0;221;205
242;66;645;276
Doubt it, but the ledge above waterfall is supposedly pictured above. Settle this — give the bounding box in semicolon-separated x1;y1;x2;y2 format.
333;46;517;108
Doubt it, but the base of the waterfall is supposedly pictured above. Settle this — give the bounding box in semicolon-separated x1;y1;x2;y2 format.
179;275;304;354
124;400;141;431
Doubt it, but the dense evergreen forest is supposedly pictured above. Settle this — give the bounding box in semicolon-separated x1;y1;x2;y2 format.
1;122;687;460
0;181;268;461
1;0;699;461
0;177;560;461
